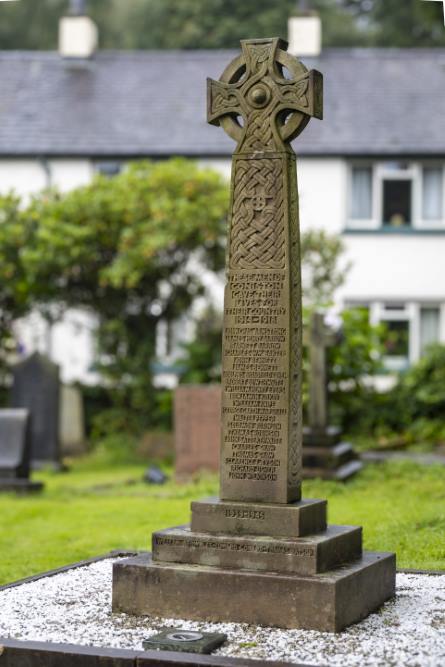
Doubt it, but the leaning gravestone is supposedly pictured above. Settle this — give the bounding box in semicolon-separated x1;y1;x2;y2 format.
113;37;396;632
0;409;43;492
10;352;61;468
60;384;86;457
303;311;363;480
174;385;221;477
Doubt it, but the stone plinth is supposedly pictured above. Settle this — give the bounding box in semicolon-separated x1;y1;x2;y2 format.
174;385;221;477
152;524;362;575
190;497;327;537
113;552;396;633
303;427;363;481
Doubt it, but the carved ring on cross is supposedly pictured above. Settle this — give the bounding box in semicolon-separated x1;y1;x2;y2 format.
208;38;323;150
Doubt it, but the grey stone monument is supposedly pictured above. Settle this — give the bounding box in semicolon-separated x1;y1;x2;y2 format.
0;409;43;492
11;352;61;468
112;37;396;632
303;311;363;480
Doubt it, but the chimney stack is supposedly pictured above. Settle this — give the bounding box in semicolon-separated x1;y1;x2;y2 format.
59;0;98;59
288;1;322;57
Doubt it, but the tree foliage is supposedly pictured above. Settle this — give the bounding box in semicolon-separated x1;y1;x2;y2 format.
175;306;223;385
0;193;33;386
301;229;350;309
327;307;386;431
1;0;444;50
0;159;228;428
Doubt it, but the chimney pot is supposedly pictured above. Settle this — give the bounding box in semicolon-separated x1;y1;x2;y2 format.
288;12;322;57
59;15;98;58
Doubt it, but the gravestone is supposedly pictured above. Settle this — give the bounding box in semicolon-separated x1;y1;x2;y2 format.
0;409;43;492
303;311;363;480
60;384;87;457
113;37;396;632
174;385;221;477
10;352;61;468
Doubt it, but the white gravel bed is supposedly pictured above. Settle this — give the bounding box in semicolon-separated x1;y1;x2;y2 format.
0;558;444;666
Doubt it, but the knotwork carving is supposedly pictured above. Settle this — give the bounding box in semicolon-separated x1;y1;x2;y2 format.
230;158;284;270
207;37;322;152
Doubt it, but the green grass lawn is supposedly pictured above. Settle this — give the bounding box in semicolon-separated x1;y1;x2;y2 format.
1;458;444;585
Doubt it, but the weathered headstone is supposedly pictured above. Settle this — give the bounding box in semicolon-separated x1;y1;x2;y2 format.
174;385;221;477
60;384;87;457
10;352;61;468
303;311;363;480
0;409;43;492
113;37;395;632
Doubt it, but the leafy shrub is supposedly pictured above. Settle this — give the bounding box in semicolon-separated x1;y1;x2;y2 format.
327;308;386;431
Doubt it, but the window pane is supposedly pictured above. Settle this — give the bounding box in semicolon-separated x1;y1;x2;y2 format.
95;162;122;177
383;180;411;226
350;167;372;219
420;307;440;354
422;168;443;221
384;320;409;357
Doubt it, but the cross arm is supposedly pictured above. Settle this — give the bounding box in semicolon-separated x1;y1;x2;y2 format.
275;69;323;121
207;78;244;126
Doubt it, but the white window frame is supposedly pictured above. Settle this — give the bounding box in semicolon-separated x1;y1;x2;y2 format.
377;162;415;229
415;162;445;229
371;301;444;370
346;161;445;231
346;161;379;230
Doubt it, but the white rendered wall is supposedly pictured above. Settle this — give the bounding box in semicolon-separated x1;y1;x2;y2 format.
297;158;346;234
49;159;93;192
0;159;94;198
0;160;48;199
339;235;445;303
13;309;99;385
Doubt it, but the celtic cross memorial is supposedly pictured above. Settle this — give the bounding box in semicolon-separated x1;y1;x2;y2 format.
208;37;322;504
113;38;396;632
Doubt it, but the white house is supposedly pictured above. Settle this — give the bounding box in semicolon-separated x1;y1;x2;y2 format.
1;3;445;382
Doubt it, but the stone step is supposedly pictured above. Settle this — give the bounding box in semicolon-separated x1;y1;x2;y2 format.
303;459;364;481
191;497;327;538
303;441;356;469
0;478;43;493
303;425;341;448
113;551;396;632
152;524;362;576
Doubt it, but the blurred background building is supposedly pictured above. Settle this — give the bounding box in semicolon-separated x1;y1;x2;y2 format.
1;1;445;381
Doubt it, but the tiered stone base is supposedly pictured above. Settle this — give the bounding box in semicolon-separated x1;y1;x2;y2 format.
113;552;395;632
112;498;396;632
303;426;363;480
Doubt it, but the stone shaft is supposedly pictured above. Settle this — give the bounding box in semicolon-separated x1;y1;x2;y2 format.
221;152;302;504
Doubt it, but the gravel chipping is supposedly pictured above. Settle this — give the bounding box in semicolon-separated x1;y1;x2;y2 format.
0;558;444;666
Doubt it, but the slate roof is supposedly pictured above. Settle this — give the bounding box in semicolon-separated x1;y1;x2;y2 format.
0;48;445;157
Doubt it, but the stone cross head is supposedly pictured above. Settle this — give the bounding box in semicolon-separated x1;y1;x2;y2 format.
207;37;322;153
